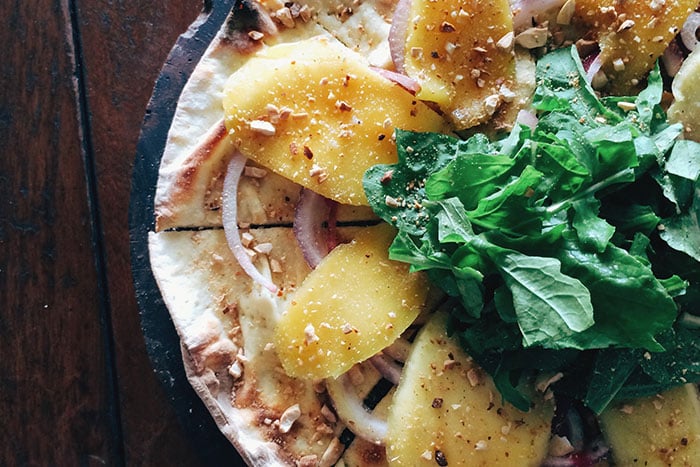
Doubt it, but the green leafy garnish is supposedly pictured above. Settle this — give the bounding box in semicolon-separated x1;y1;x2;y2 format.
363;46;700;413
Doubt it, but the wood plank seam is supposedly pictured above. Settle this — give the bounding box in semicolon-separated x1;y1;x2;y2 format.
64;0;126;464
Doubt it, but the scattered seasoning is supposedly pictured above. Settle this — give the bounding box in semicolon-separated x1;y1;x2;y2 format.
304;324;319;345
335;100;352;112
309;164;328;183
380;169;394;184
432;397;444;408
303;145;314;159
439;21;456;33
435;450;448;466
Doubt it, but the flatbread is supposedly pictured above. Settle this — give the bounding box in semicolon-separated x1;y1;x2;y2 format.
147;0;700;465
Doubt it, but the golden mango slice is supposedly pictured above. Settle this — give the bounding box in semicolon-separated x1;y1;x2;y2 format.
274;224;429;379
400;0;515;129
600;384;700;466
574;0;696;94
386;313;554;466
222;36;448;206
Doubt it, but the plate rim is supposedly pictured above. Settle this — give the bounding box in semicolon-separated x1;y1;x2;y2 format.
128;0;244;464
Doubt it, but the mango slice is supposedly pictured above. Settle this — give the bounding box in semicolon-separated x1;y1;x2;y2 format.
222;36;448;206
600;384;700;466
274;224;429;379
400;0;515;129
386;313;554;466
574;0;696;93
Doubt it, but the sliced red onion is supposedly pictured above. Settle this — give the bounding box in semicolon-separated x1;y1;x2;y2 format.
663;39;685;77
584;53;603;86
222;153;278;293
542;437;610;467
681;12;700;52
369;353;403;385
516;109;539;131
370;67;421;95
388;0;412;73
293;189;338;269
325;373;388;444
383;337;411;363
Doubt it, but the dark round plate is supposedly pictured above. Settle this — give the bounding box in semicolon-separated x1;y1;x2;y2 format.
129;1;245;465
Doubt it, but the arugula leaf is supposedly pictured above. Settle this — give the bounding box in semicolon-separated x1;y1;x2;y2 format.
487;247;594;348
364;130;460;235
363;45;699;413
584;349;640;414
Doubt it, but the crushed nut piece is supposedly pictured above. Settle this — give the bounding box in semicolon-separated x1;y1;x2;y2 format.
496;31;514;50
515;27;549;49
309;164;328;183
253;242;273;254
249;120;276;136
241;232;255;248
549;435;575;456
385;195;401;208
244;166;267;178
304;324;319;345
228;361;243;379
248;30;264;41
617;19;635;32
278;404;301;433
275;7;295;28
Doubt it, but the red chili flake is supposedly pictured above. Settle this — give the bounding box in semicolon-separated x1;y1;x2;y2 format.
303;145;314;159
380;169;394;184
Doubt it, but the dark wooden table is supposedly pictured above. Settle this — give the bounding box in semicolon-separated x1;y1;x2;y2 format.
1;1;234;465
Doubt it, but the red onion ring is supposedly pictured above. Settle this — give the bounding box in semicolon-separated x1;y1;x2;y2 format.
516;109;539;131
388;0;412;73
383;337;411;363
681;12;700;52
584;54;603;86
222;153;278;293
293;189;338;269
325;373;388;444
369;353;403;385
542;437;610;467
370;67;421;95
663;39;685;77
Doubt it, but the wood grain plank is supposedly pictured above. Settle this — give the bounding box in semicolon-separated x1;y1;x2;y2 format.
74;1;206;465
0;0;119;465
